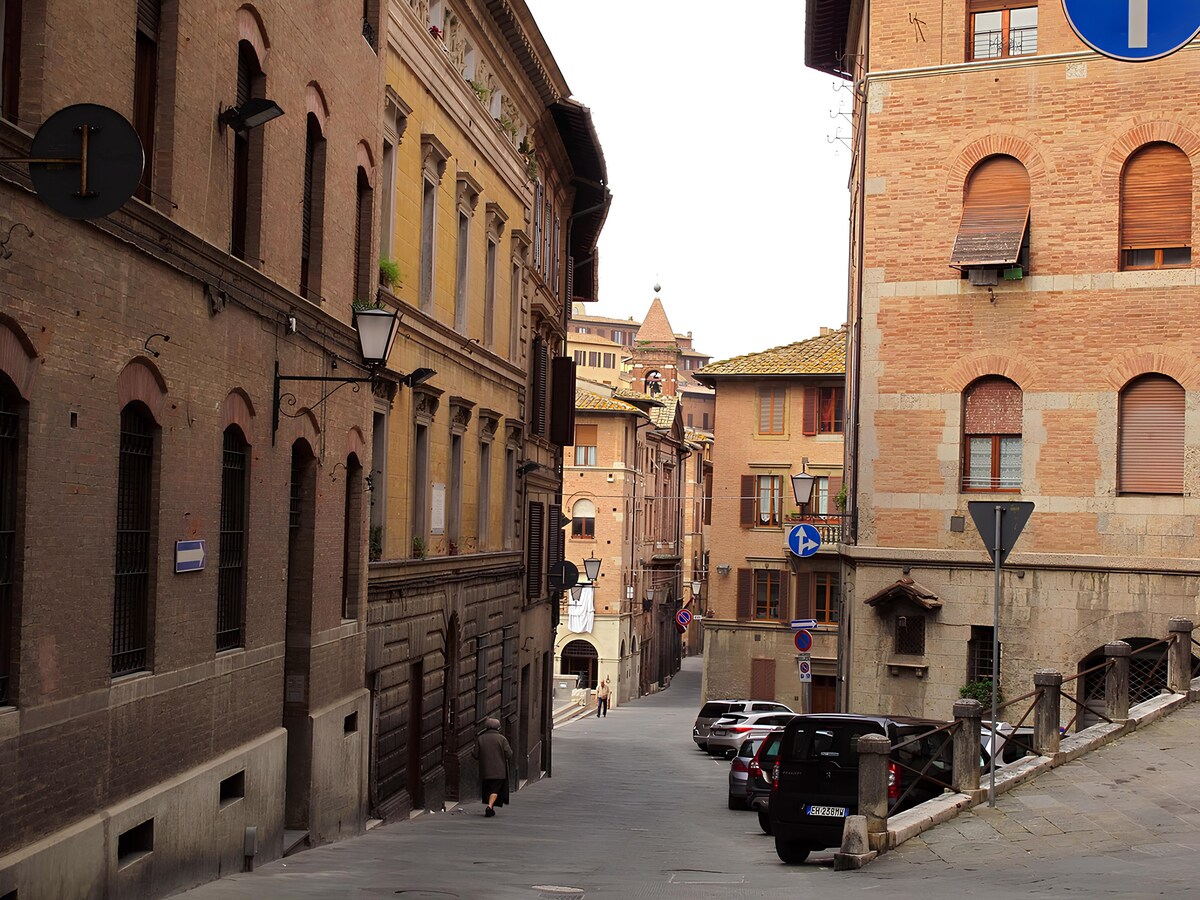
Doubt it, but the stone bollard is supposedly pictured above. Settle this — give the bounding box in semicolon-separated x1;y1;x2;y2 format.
1168;617;1194;694
1034;670;1062;756
1104;641;1131;721
857;733;891;849
953;699;982;795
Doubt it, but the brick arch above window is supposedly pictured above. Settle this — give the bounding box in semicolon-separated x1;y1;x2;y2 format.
220;388;256;441
357;141;376;187
0;313;39;400
943;352;1038;393
306;82;329;134
236;5;270;67
1102;120;1200;184
278;405;321;447
346;425;366;461
117;357;168;423
1105;351;1200;392
946;133;1048;195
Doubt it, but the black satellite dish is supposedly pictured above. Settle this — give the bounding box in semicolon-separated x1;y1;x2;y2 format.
24;104;144;219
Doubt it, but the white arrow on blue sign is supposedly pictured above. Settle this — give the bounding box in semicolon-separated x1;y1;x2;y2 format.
175;539;206;573
791;619;818;631
1062;0;1200;62
787;523;822;558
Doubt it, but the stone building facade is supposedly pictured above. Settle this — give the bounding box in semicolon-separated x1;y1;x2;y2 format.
697;329;846;712
807;1;1200;720
0;1;386;896
364;0;608;818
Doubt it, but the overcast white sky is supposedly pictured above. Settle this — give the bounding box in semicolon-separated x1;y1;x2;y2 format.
524;1;853;362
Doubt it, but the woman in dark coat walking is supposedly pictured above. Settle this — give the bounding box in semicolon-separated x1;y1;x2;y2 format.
473;717;512;817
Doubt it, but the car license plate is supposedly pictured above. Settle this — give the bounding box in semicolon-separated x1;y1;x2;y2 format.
712;729;726;737
806;805;848;818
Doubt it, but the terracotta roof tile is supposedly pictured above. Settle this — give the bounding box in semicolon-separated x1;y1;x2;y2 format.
696;328;846;379
634;298;678;346
648;394;679;429
567;333;625;348
575;389;645;416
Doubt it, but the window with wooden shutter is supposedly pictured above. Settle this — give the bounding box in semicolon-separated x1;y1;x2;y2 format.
750;658;776;701
526;501;544;597
133;0;160;201
794;573;815;622
736;568;752;619
802;388;818;435
1118;374;1184;494
1121;143;1192;270
549;357;576;446
754;570;781;619
739;475;755;527
530;338;548;436
818;386;844;434
755;475;781;527
300;114;327;300
354;167;373;303
778;572;790;622
967;2;1038;61
962;376;1022;492
2;0;24;122
815;572;840;624
757;387;785;434
950;155;1031;269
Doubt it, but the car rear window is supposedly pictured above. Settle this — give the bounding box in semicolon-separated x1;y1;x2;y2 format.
784;721;883;763
759;733;783;761
739;738;763;757
715;714;747;725
699;702;732;718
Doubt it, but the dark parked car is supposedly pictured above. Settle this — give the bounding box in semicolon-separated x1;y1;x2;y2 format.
769;714;953;864
746;730;785;833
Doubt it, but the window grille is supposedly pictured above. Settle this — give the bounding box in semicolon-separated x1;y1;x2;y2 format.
967;625;997;683
895;614;926;656
113;405;154;675
217;428;248;651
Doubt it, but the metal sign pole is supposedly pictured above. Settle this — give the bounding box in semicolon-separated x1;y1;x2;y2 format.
989;504;1001;808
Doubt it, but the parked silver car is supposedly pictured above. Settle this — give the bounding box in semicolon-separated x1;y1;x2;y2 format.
693;699;794;750
728;737;766;810
707;711;798;759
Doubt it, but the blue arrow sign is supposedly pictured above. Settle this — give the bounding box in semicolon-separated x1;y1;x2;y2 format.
787;523;822;558
174;539;207;573
791;619;818;630
1062;0;1200;62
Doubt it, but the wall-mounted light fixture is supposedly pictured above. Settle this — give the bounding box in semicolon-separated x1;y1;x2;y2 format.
273;305;412;444
219;97;285;132
716;564;731;576
791;456;815;507
583;553;601;582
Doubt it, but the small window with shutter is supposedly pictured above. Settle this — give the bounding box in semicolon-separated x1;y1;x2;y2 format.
757;387;785;434
753;570;782;620
1121;143;1192;270
950;155;1031;275
1118;374;1184;495
962;376;1022;492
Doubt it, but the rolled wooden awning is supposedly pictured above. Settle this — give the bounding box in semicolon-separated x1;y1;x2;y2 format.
1121;143;1191;251
951;155;1031;268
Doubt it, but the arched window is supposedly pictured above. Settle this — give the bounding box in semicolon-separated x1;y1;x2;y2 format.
951;155;1031;277
231;40;266;261
962;376;1022;491
1118;374;1184;494
1121;143;1192;270
217;425;249;651
300;111;327;300
571;498;595;539
353;165;374;303
0;374;23;703
113;402;158;675
561;639;598;688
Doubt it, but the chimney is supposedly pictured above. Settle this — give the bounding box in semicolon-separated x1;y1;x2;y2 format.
820;326;831;336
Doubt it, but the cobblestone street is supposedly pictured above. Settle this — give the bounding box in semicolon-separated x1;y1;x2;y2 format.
181;658;1200;899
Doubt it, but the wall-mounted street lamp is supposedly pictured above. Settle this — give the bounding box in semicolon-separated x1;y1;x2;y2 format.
690;579;702;601
272;305;427;444
583;553;602;582
219;97;285;132
791;456;815;508
643;587;656;613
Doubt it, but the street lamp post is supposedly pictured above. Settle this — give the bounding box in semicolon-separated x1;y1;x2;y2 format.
791;457;815;509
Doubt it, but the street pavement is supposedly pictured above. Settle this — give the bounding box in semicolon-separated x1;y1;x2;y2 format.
180;657;1200;899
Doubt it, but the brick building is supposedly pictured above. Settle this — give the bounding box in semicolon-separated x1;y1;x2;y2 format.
696;329;846;711
0;2;386;896
363;0;607;817
808;1;1200;718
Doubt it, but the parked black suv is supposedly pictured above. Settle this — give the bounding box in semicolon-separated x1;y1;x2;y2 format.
768;714;953;864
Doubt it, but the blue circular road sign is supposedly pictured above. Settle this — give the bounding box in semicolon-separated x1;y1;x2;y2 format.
794;629;813;653
1062;0;1200;62
676;608;693;628
787;523;822;558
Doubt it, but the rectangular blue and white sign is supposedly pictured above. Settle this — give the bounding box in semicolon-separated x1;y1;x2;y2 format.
175;539;207;573
791;619;818;631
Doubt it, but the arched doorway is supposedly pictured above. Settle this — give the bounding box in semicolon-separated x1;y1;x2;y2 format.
443;614;461;800
561;639;598;689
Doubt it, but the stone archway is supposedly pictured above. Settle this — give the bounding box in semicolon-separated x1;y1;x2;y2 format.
561;639;598;689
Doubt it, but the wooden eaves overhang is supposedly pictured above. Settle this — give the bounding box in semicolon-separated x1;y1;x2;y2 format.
805;0;856;80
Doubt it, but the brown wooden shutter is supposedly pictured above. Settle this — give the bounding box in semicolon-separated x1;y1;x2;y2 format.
950;155;1031;267
829;474;844;509
549;357;577;446
1118;375;1184;494
778;572;791;621
137;0;161;38
1121;143;1192;251
802;388;818;435
736;568;752;619
526;502;544;597
574;424;597;446
794;573;815;621
531;339;548;436
739;475;755;527
750;658;776;701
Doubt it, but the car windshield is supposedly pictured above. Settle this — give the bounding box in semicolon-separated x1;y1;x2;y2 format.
785;721;882;762
699;702;732;718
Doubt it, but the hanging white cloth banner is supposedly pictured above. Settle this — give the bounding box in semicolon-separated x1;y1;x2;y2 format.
567;585;596;633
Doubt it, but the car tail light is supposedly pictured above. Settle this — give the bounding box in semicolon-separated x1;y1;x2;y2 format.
731;726;753;733
771;762;780;792
731;757;749;774
748;758;761;779
888;761;901;801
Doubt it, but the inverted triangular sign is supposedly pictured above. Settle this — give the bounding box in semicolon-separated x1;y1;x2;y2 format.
967;501;1034;566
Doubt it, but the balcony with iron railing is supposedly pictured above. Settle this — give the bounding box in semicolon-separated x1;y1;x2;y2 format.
972;26;1037;61
781;512;851;546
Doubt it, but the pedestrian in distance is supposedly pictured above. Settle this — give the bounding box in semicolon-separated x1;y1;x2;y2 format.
473;717;512;817
596;676;611;717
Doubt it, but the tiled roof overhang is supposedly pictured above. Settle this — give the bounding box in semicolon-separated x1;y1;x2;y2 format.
863;577;943;610
805;0;855;80
552;99;611;303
